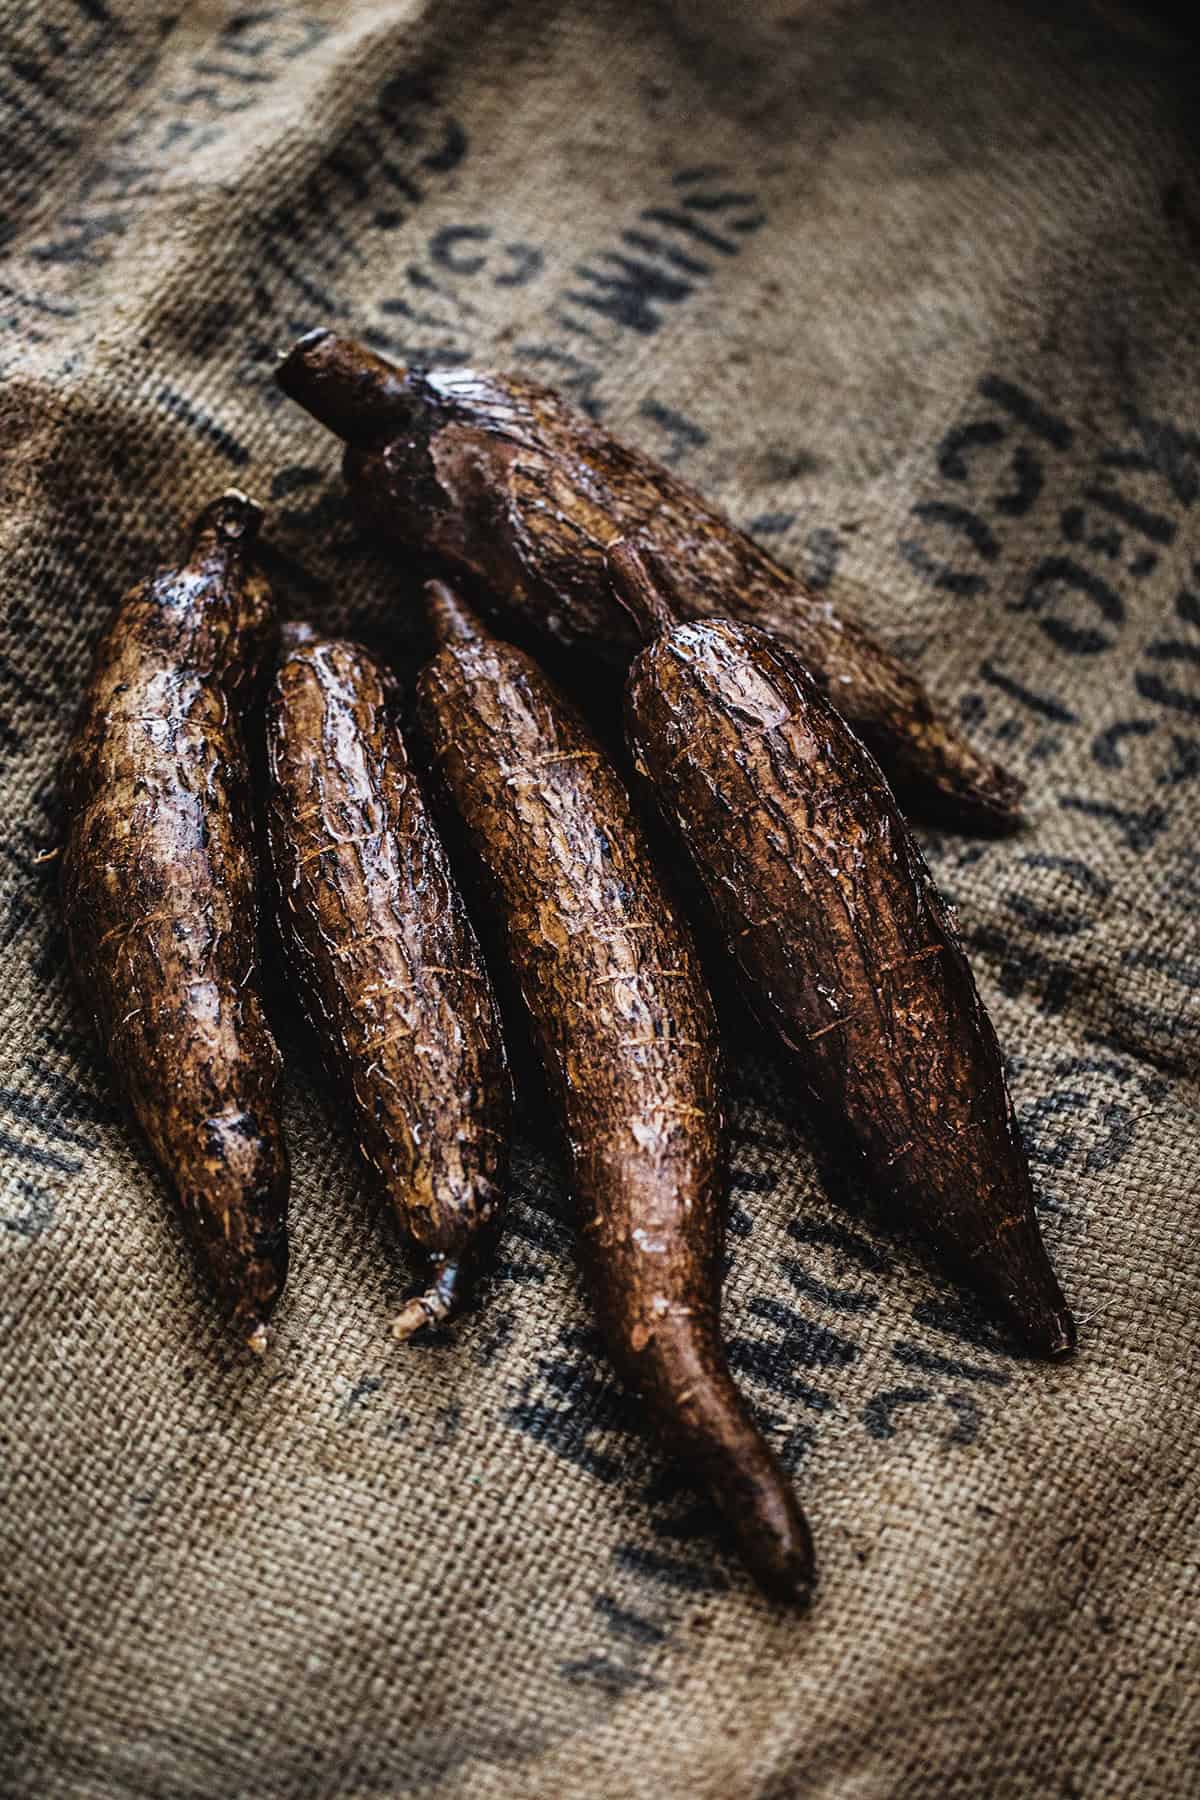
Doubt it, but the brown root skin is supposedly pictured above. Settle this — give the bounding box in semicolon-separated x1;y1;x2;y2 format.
265;626;511;1339
608;537;678;644
276;332;1022;833
415;580;814;1603
277;329;411;447
60;497;289;1345
613;551;1073;1359
633;1318;815;1603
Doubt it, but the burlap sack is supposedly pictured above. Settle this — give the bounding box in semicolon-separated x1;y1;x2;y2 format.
3;2;1197;1794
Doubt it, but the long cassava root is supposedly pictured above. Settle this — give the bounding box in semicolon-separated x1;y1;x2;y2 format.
265;621;510;1335
61;492;289;1351
612;540;1074;1358
276;329;1022;833
414;579;814;1602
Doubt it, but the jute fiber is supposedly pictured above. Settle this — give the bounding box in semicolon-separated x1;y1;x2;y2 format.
1;2;1197;1794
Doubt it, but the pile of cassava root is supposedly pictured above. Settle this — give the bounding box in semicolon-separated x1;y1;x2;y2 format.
60;330;1076;1604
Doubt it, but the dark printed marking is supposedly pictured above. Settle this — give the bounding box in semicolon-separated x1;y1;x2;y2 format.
1052;1054;1167;1104
891;1342;1010;1387
862;1386;932;1439
512;342;604;416
564;254;694;337
1122;947;1200;989
154;385;250;465
1057;795;1168;854
1019;1085;1130;1180
613;1543;729;1594
621;228;711;276
803;527;841;590
938;419;1005;481
779;1257;879;1315
2;1178;56;1239
912;500;1000;559
1016;557;1123;656
911;1297;1020;1359
786;1217;892;1272
745;1296;859;1369
0;1127;81;1174
506;1354;643;1485
1158;735;1200;787
864;1387;981;1445
977;663;1076;726
593;1593;667;1646
724;1331;837;1411
1082;483;1176;547
559;1655;660;1696
638;399;708;466
338;1374;383;1420
994;444;1043;517
978;375;1074;450
967;922;1078;1017
943;1394;981;1445
555;174;764;344
1100;408;1200;509
1092;718;1156;768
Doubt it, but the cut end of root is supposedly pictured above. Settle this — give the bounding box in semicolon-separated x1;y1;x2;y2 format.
391;1262;464;1340
281;326;334;360
192;490;264;550
275;331;410;445
246;1323;270;1358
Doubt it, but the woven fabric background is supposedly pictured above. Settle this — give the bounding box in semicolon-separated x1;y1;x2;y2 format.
2;2;1198;1795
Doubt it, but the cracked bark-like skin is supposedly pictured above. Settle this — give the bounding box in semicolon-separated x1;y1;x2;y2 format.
264;622;510;1336
60;493;288;1351
276;330;1021;832
415;580;814;1603
613;542;1074;1358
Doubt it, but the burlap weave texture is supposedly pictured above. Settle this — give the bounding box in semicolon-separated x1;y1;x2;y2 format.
1;3;1197;1795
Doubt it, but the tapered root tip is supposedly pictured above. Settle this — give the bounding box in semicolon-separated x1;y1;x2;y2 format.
968;758;1027;833
391;1260;466;1340
1047;1311;1077;1359
994;1252;1077;1360
742;1495;817;1607
275;331;410;446
246;1323;270;1357
685;1378;818;1604
424;579;484;650
917;748;1027;836
756;1547;816;1609
1029;1303;1077;1361
991;762;1027;815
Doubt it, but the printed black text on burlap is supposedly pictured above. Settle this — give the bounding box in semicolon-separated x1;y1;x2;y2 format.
1;3;1197;1796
